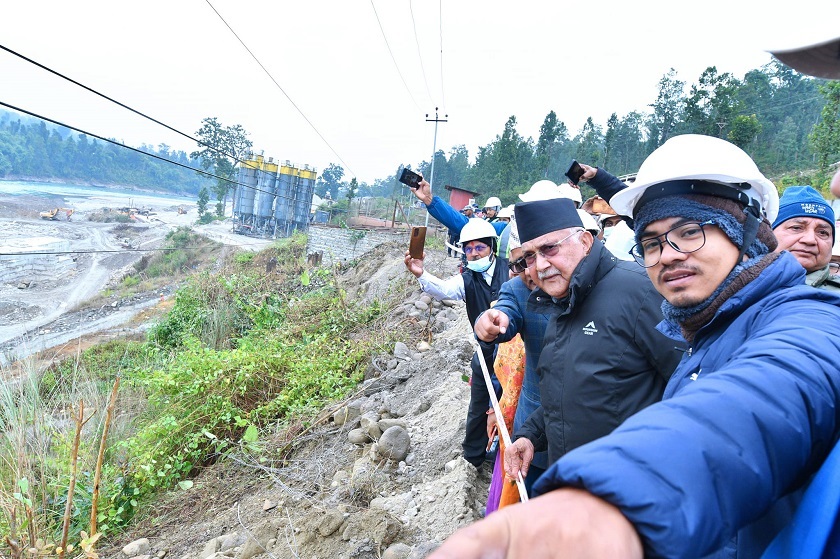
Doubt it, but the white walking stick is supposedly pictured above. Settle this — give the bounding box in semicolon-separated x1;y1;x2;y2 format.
469;337;529;503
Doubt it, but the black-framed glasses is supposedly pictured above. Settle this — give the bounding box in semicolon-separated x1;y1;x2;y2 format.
522;229;584;268
630;220;715;268
508;257;528;274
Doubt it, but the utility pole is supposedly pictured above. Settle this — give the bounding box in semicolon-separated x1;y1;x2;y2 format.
425;108;448;226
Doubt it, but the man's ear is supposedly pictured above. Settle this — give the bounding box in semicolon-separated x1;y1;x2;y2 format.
581;230;594;253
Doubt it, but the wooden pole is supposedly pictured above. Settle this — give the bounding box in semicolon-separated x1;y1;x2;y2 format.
470;338;529;502
90;376;120;536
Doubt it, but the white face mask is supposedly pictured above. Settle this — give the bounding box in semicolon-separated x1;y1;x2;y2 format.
466;254;493;273
602;226;614;240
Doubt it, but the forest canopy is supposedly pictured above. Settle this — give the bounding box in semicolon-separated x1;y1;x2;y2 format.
0;109;212;194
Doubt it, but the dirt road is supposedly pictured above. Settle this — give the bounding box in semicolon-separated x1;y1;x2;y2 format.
0;186;195;365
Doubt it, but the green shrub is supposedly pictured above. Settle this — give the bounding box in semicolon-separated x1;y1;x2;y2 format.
0;232;398;548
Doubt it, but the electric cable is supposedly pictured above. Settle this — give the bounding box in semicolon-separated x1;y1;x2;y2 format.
204;0;356;177
0;43;295;185
409;0;435;107
0;101;306;205
369;0;424;113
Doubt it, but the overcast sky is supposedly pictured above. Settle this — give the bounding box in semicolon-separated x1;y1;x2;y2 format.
1;1;838;185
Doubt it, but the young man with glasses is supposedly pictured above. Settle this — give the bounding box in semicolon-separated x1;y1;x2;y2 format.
404;218;508;469
475;197;683;494
429;134;840;559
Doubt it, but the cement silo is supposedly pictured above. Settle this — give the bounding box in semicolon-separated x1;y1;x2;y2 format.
233;155;260;232
262;159;280;233
293;165;317;232
273;163;295;237
274;162;318;238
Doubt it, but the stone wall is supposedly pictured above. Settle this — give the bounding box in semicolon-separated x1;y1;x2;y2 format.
306;224;442;266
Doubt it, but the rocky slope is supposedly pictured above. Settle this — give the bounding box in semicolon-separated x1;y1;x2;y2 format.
102;242;491;559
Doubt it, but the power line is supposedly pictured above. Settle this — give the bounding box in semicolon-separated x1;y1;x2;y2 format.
0;43;279;183
203;0;356;177
369;0;423;113
409;0;435;107
0;101;307;206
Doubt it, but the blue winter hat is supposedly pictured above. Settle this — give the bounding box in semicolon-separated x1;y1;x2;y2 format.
772;185;835;238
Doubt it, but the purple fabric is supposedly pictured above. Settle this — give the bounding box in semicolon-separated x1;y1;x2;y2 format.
486;451;503;515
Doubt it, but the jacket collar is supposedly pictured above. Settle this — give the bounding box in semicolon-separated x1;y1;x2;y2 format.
806;264;833;287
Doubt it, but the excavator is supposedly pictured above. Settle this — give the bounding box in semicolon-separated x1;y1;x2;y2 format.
40;207;75;221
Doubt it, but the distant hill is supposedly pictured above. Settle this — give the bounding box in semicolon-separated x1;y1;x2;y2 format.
0;108;212;196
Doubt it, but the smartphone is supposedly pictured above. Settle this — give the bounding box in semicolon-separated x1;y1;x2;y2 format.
409;226;427;259
399;168;423;189
565;160;585;186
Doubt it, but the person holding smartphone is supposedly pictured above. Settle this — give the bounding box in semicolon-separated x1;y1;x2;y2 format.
430;134;840;559
408;179;508;241
404;218;509;469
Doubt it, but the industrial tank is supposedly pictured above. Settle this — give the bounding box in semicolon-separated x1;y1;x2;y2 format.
254;158;279;220
233;160;259;217
275;162;318;237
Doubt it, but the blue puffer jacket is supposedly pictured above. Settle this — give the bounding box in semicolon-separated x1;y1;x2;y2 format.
426;196;507;236
534;252;840;558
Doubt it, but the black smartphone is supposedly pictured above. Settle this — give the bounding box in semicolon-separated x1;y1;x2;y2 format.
565;160;585;186
399;168;423;189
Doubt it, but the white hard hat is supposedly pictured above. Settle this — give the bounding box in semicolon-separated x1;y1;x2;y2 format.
577;210;600;235
598;212;619;224
609;134;779;222
460;218;498;244
558;183;583;205
497;205;515;219
484;196;502;209
519;180;562;202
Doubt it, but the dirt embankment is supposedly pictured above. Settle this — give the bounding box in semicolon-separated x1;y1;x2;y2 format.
1;182;489;557
98;244;489;559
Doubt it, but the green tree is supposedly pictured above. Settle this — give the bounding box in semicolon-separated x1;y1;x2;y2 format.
346;177;358;209
197;186;210;217
728;114;762;148
535;111;566;178
316;163;344;199
681;67;742;138
647;69;685;149
574;117;605;168
810;81;840;186
191;117;253;216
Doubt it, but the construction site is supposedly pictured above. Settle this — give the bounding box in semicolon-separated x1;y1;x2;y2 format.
231;153;318;238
